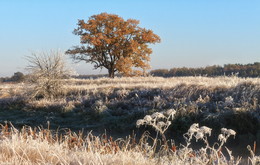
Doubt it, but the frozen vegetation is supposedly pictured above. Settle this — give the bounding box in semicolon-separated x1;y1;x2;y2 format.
0;76;260;164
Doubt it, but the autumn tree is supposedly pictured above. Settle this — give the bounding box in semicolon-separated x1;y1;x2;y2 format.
66;13;160;78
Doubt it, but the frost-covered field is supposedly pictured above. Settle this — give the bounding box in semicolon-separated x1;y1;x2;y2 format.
2;76;259;95
0;76;260;164
0;76;259;130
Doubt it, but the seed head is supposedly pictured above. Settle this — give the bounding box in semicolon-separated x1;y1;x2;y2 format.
165;109;176;119
221;128;228;134
136;119;144;127
157;121;165;128
195;131;204;141
200;126;212;136
218;134;226;143
151;112;165;119
144;115;152;122
227;129;236;136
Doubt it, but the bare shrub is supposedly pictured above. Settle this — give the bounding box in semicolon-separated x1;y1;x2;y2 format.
26;50;72;99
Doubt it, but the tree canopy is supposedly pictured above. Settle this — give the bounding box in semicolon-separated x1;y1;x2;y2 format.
66;13;160;78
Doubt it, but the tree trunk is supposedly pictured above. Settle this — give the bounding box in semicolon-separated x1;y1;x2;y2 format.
108;68;115;78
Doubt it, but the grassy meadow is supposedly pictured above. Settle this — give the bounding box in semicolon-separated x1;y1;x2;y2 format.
0;76;260;164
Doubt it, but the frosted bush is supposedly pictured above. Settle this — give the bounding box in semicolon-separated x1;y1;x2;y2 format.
26;50;73;99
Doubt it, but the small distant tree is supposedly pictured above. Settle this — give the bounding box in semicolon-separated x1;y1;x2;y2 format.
26;50;72;99
66;13;161;78
10;72;25;82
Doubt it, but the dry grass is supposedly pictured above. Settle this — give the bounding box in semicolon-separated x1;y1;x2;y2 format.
1;76;259;107
0;123;159;165
1;76;259;98
0;121;259;165
63;76;260;92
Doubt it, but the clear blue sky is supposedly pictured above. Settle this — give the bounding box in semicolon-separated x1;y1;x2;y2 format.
0;0;259;77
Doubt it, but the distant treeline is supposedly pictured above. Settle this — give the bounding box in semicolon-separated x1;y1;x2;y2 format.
150;62;260;77
0;72;25;83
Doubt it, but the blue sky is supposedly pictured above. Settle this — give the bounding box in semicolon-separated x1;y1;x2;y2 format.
0;0;259;76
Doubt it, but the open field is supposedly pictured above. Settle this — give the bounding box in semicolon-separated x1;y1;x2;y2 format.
0;76;260;164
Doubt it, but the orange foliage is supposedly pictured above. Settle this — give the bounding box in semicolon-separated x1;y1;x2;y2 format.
66;13;160;78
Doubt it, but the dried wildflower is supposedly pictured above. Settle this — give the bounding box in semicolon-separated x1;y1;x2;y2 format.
218;134;226;143
136;119;144;127
195;131;204;141
200;126;212;136
188;123;199;134
221;128;236;138
227;129;236;136
165;109;176;116
164;109;176;120
151;112;165;119
157;121;165;129
151;112;158;118
166;121;171;126
221;128;228;134
136;110;174;145
191;123;199;129
144;115;152;122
